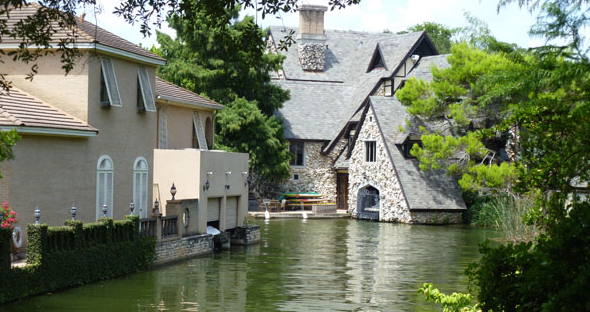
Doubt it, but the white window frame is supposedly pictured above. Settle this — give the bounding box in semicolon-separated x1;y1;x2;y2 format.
96;155;114;219
100;58;122;107
137;67;156;112
133;157;149;219
384;79;393;97
365;140;377;162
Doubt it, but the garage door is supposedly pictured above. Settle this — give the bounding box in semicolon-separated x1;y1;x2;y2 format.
225;196;238;229
207;198;220;222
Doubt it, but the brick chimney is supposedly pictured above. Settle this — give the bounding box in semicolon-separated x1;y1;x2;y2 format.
297;4;328;72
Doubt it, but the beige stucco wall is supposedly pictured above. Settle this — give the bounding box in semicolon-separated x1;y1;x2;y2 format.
3;52;157;240
158;105;214;150
154;149;249;233
5;51;90;121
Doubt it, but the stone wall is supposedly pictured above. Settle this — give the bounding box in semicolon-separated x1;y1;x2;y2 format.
265;33;286;80
298;43;326;72
155;234;213;265
373;80;386;96
281;141;338;202
410;211;463;224
348;107;411;222
231;225;261;245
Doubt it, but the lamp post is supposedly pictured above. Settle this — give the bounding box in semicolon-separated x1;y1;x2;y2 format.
34;206;41;225
102;204;108;218
71;204;77;221
129;202;135;215
154;199;160;215
171;183;177;200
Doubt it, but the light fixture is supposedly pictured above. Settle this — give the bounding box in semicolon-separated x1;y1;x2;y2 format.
171;183;177;200
34;206;41;225
102;204;108;218
71;204;77;221
154;199;160;215
242;171;248;187
204;180;210;191
129;202;135;215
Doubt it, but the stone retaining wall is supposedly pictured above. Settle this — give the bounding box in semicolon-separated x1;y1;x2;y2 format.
231;225;261;245
410;211;463;224
155;234;213;265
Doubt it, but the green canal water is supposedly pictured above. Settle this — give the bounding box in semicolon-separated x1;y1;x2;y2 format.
2;218;499;311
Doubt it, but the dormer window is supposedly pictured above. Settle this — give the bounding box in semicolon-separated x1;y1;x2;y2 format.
384;79;392;97
400;135;423;158
100;58;122;107
137;67;156;112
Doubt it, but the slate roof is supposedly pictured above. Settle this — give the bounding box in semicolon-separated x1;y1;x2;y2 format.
406;54;449;81
0;87;98;133
1;3;165;63
155;78;224;110
270;27;429;141
369;96;465;211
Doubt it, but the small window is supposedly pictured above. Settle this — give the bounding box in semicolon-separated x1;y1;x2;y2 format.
100;58;122;107
289;141;304;166
293;174;300;181
137;67;156;112
404;139;423;158
384;79;392;97
365;141;376;162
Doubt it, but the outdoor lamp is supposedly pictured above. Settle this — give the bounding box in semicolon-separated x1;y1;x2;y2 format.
171;183;177;200
34;206;41;225
154;199;160;215
102;204;108;218
71;204;77;221
242;172;248;187
204;180;210;191
129;202;135;215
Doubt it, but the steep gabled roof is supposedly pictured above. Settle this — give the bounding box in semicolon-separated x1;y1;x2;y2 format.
155;78;224;110
369;96;465;211
1;3;165;65
0;87;98;136
406;54;449;81
366;43;387;72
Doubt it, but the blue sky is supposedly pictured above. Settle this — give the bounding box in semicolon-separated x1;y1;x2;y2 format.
81;0;543;49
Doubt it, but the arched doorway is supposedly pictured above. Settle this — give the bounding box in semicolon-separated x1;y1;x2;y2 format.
357;185;380;220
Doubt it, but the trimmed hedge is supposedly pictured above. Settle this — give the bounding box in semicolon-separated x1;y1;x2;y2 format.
0;216;155;304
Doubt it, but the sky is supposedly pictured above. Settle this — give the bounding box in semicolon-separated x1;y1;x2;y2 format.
80;0;544;49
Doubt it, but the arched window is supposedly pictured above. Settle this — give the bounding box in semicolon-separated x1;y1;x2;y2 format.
133;157;149;218
96;155;114;219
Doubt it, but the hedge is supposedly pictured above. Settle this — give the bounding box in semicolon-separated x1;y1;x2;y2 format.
0;216;155;304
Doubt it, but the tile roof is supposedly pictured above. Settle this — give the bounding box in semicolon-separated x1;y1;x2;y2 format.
155;78;224;110
369;96;465;211
0;87;98;133
1;3;165;63
270;26;427;141
406;54;450;81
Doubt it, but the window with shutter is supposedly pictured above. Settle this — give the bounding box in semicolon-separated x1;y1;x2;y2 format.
137;67;156;112
100;58;122;107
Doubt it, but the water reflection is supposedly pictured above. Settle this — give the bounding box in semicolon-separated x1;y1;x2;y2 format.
1;219;498;311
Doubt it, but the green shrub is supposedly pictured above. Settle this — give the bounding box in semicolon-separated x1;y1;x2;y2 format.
467;201;590;311
0;215;156;304
0;227;11;273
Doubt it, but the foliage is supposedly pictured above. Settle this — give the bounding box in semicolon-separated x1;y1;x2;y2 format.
0;129;20;178
419;283;481;312
397;22;457;54
0;0;361;92
467;201;590;312
0;201;18;229
155;5;291;180
0;227;11;275
0;216;155;304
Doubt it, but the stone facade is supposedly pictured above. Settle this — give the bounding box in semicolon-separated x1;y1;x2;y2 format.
155;234;213;265
231;225;261;245
373;80;386;96
265;33;286;80
298;43;326;72
348;107;411;222
410;211;463;224
282;141;338;202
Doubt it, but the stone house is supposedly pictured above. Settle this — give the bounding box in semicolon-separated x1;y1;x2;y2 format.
268;5;465;223
0;4;248;242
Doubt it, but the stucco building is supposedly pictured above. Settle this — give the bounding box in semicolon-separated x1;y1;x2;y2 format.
268;5;466;223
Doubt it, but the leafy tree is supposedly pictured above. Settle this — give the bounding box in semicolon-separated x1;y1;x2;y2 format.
155;5;291;180
397;22;456;54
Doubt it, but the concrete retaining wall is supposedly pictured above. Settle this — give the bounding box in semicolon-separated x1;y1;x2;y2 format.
155;234;213;265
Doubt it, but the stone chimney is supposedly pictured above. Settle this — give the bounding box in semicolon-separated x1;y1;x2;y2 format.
297;4;328;72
